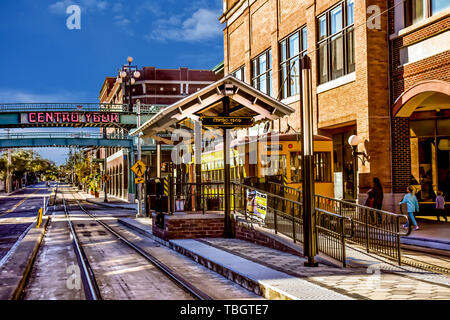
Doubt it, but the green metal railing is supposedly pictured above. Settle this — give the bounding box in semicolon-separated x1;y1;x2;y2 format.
0;103;165;114
0;132;132;140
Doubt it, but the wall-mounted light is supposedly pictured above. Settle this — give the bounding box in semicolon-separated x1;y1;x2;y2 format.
348;135;369;166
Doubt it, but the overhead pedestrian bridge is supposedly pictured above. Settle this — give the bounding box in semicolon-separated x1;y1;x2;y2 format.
0;132;134;149
0;103;165;129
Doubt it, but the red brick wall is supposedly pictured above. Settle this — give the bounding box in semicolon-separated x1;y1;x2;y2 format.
152;214;225;241
389;5;450;193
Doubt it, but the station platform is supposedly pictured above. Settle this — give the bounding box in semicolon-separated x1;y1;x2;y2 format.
77;190;137;211
119;216;450;300
401;217;450;252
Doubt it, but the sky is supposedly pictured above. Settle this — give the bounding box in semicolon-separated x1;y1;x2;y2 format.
0;0;224;165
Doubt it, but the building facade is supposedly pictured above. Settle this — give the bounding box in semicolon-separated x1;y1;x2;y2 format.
99;67;219;201
220;0;450;212
220;0;393;208
389;0;450;209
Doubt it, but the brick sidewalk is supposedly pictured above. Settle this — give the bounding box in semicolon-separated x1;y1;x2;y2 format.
198;238;450;300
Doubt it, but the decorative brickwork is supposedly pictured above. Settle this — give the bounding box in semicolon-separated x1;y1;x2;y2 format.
391;117;411;193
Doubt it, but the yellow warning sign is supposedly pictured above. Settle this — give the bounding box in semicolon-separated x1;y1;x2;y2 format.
102;174;110;183
135;177;145;184
131;160;146;177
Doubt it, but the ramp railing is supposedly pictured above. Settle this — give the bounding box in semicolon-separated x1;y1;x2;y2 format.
232;182;353;267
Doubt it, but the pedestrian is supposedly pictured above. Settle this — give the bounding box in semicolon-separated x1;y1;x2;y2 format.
399;186;420;231
372;177;384;224
435;191;447;222
364;187;376;224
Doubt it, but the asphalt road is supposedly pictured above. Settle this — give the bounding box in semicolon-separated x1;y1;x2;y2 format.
0;182;53;261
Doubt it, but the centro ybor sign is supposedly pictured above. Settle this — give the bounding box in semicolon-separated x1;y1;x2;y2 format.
22;112;119;124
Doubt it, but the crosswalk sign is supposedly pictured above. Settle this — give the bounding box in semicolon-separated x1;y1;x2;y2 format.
131;160;146;177
102;174;110;183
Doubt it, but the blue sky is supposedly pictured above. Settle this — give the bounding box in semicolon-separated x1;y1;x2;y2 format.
0;0;224;164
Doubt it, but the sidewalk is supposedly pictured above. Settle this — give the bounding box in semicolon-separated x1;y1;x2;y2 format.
118;217;450;300
401;218;450;251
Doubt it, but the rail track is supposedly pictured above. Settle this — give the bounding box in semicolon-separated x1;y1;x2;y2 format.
62;188;212;300
400;248;450;275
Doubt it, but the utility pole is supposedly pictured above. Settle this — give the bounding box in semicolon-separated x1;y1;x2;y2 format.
300;55;318;267
136;99;143;217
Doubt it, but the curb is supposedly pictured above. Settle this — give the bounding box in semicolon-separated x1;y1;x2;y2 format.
0;216;50;300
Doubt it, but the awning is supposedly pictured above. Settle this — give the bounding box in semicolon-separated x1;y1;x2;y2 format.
130;75;295;141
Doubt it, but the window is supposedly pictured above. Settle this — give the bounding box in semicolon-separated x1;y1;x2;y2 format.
317;0;355;84
232;66;245;82
290;152;332;182
280;27;307;99
251;49;273;96
405;0;450;27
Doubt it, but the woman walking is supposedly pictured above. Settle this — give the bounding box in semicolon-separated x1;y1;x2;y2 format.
400;186;420;231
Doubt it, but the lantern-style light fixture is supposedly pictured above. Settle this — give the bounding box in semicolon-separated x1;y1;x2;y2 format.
348;135;369;166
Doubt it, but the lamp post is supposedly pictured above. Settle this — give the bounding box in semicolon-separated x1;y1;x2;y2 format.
300;55;318;267
116;56;141;113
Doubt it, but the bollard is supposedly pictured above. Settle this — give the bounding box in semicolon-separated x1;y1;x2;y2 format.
36;208;43;228
43;196;46;216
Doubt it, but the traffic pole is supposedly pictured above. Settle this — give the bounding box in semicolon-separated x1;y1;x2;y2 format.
136;100;143;217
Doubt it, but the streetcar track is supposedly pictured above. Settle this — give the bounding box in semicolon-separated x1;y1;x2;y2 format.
64;188;212;300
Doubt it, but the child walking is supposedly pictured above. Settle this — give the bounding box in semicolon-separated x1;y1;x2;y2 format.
436;191;447;222
400;186;420;231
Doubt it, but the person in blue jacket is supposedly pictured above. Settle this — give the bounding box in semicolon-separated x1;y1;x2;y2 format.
400;186;420;230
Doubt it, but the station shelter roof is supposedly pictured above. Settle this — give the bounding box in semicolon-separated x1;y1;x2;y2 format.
130;75;295;143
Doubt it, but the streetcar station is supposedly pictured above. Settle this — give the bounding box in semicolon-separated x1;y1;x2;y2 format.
0;0;449;307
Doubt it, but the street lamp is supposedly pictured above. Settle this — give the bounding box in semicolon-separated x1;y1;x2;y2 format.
117;56;141;112
348;135;369;166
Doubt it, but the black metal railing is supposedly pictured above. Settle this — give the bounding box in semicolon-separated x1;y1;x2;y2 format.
315;195;411;265
232;182;353;267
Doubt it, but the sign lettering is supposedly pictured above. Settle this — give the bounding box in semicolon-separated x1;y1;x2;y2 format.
24;112;120;124
201;116;254;128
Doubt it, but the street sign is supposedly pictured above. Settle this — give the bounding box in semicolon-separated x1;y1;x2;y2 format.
135;177;145;184
201;116;254;128
102;174;110;183
131;160;146;177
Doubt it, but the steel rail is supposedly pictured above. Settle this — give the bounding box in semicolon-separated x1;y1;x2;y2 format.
69;190;213;300
62;193;102;300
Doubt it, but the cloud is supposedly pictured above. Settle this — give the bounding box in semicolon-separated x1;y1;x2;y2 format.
146;8;222;43
48;0;108;15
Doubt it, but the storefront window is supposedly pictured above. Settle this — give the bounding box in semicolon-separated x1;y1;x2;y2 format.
410;118;450;201
333;131;356;200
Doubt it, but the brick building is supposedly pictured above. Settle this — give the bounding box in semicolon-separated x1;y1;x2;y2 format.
389;0;450;209
99;67;219;201
220;0;393;207
219;0;450;212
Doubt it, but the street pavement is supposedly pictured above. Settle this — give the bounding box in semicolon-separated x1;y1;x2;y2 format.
0;182;52;261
